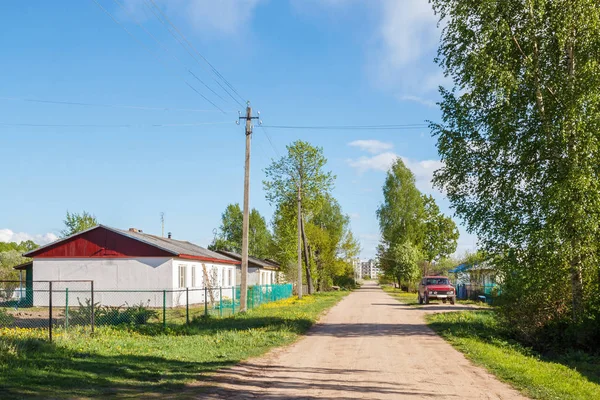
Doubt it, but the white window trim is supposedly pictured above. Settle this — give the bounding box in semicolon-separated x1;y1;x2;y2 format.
179;264;187;288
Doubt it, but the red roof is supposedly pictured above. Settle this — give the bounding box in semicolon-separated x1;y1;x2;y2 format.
25;225;239;265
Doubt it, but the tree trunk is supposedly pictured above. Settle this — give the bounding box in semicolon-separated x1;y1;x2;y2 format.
566;39;584;321
300;209;314;294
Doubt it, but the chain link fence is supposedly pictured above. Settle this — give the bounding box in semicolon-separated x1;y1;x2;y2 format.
455;283;501;303
0;281;293;341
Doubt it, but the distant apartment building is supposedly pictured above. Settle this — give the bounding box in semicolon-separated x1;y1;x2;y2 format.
360;259;381;279
351;258;362;280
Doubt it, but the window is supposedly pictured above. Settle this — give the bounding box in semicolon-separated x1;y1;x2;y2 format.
227;268;232;287
191;266;196;287
222;268;226;287
179;265;187;288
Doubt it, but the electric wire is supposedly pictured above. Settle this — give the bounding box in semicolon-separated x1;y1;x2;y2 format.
111;0;229;107
147;0;246;106
90;0;227;114
143;0;245;109
260;125;281;158
0;121;232;128
0;96;232;113
260;124;429;130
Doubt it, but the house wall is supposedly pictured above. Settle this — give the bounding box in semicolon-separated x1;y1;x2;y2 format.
170;259;237;306
32;257;173;307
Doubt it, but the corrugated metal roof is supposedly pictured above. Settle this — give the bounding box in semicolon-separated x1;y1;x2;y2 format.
24;225;238;264
109;227;238;263
216;250;280;270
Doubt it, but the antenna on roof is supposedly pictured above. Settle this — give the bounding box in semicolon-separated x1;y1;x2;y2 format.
160;212;165;237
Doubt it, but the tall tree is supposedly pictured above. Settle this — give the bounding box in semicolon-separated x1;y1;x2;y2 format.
421;194;459;274
430;0;600;329
209;203;272;258
61;211;97;238
264;141;335;294
377;159;424;247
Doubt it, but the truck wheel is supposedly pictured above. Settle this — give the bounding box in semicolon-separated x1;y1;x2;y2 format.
450;297;455;305
442;299;447;304
425;294;430;304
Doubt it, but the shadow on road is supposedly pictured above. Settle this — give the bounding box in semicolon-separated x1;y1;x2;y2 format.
194;363;444;399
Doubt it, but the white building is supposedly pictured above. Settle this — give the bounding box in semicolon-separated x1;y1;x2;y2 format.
360;259;381;279
215;250;283;286
22;225;240;307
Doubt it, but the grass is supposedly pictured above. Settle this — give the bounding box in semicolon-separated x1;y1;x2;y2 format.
381;285;489;307
0;291;348;399
427;311;600;400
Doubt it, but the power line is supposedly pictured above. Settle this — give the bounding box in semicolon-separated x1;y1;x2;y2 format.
260;124;429;130
111;0;230;107
0;96;232;113
260;125;280;158
146;0;246;106
90;0;227;114
143;0;245;109
0;121;232;128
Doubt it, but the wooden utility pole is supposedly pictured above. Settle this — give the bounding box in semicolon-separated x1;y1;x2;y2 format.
297;183;303;299
238;102;259;312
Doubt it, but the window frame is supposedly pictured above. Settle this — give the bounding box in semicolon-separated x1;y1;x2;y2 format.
179;264;187;288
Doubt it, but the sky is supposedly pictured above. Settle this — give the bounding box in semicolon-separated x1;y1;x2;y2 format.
0;0;477;259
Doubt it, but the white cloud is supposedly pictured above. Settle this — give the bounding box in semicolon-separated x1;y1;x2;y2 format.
347;152;398;173
371;0;442;95
0;229;58;245
397;95;436;108
347;152;443;194
401;157;444;194
122;0;263;36
348;139;393;154
350;212;360;220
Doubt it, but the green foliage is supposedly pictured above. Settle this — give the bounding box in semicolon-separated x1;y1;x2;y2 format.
430;0;600;341
376;159;458;284
377;159;424;246
0;308;14;326
0;291;348;398
421;194;459;263
69;298;157;326
209;203;273;259
265;141;358;291
428;311;600;400
0;240;37;282
61;211;97;238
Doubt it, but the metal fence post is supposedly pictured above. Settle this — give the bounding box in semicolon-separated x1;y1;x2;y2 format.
231;286;235;315
48;281;53;342
90;281;95;334
163;290;167;328
219;287;223;317
65;288;69;330
204;286;208;317
186;288;189;324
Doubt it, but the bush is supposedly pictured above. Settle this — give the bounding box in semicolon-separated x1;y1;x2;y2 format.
0;308;14;326
69;299;157;326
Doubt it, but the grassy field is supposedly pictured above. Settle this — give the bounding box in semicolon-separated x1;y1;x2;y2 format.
0;291;348;399
427;311;600;400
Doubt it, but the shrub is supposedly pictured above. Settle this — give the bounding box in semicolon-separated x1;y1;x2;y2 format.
0;308;14;326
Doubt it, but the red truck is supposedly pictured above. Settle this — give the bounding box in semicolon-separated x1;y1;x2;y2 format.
418;276;456;305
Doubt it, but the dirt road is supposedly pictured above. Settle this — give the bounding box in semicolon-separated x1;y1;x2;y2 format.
200;282;526;399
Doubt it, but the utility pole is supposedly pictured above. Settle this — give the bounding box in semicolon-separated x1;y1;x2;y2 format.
238;101;259;313
297;182;303;299
160;212;165;237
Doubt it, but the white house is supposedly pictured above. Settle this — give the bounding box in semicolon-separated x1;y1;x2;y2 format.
215;250;283;286
23;225;239;307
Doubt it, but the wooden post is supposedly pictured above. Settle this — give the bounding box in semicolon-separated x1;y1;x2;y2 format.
186;288;189;324
240;103;252;313
48;281;53;342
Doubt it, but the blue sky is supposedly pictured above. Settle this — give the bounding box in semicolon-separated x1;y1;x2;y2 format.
0;0;476;259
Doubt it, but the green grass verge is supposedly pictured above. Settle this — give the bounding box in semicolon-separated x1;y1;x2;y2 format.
427;311;600;400
381;285;489;307
0;291;348;399
381;285;419;305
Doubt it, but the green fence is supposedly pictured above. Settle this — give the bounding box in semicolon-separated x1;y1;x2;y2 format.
0;282;294;341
